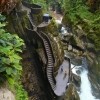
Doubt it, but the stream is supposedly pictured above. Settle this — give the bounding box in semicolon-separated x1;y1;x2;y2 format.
71;58;99;100
54;15;99;100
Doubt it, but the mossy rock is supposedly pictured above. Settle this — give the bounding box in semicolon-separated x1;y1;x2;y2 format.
62;13;72;27
6;9;32;42
64;84;80;100
46;19;58;37
38;19;64;72
31;10;43;25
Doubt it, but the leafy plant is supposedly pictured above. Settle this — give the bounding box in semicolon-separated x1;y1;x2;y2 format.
0;14;24;83
61;0;100;51
9;78;28;100
0;14;28;100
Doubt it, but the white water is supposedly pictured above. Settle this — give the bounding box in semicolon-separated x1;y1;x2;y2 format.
71;64;99;100
55;18;99;100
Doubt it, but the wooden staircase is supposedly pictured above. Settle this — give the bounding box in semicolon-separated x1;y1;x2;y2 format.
22;1;71;96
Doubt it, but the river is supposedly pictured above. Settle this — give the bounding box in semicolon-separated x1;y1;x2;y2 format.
54;14;99;100
71;58;99;100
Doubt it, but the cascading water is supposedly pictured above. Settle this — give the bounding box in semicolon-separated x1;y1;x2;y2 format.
54;16;99;100
71;57;99;100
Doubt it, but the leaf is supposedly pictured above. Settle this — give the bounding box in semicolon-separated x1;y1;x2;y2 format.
0;39;6;46
0;66;6;72
0;46;10;55
8;77;15;85
6;67;13;75
0;22;6;28
15;48;22;52
9;55;15;63
13;64;22;70
13;54;22;60
1;57;10;65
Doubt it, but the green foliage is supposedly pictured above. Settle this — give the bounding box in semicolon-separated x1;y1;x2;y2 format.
15;82;28;100
0;15;24;83
61;0;100;51
0;14;28;100
32;0;47;11
9;77;28;100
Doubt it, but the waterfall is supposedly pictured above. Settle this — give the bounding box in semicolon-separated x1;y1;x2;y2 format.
54;16;99;100
71;58;99;100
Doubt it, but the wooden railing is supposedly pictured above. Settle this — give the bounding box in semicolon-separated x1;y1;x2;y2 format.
40;31;55;63
21;1;71;96
25;27;56;91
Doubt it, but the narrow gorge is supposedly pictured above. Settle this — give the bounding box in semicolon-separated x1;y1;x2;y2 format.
0;0;100;100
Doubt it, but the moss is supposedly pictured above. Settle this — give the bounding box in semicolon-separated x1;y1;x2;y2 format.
61;0;100;52
21;11;31;29
69;36;77;45
47;19;58;36
31;10;43;25
65;84;80;100
38;18;64;72
62;13;72;27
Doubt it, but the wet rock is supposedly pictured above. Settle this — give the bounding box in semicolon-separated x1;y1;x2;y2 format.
88;73;100;99
68;45;72;51
71;57;82;66
63;46;68;50
64;84;80;100
73;48;79;53
76;70;81;75
72;73;81;87
87;55;100;99
38;20;64;72
64;51;75;59
87;43;95;48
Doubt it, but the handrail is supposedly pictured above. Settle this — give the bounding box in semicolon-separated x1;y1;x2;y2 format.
28;12;37;29
40;31;55;63
27;29;56;89
25;27;56;92
21;1;71;97
64;57;71;83
36;31;56;91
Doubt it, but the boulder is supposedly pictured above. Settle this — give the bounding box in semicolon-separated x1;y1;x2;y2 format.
64;84;80;100
68;45;73;51
72;73;81;87
0;88;15;100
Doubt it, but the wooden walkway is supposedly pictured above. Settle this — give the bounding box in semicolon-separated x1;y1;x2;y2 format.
37;22;50;28
21;1;71;97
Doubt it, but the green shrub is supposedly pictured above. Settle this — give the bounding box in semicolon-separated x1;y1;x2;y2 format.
0;14;28;100
61;0;100;51
0;15;24;83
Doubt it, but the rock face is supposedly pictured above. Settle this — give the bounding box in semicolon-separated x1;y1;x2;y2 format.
6;1;64;72
6;1;64;99
88;55;100;98
37;20;64;72
64;84;80;100
0;88;15;100
62;12;100;99
21;48;51;100
72;73;81;87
